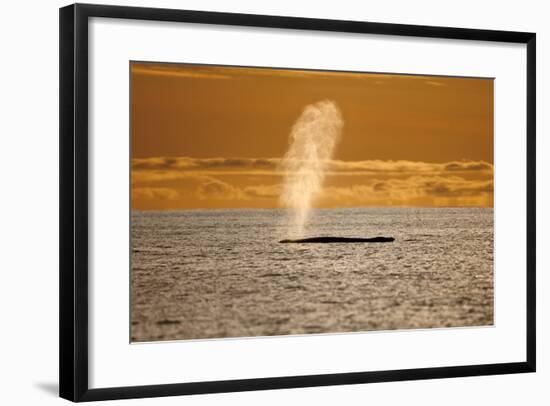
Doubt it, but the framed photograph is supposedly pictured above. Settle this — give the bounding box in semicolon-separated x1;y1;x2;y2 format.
59;3;536;402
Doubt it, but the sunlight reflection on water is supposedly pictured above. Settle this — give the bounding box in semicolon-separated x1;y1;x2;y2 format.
131;207;493;342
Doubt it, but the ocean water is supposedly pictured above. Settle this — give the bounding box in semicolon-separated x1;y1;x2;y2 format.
131;208;493;342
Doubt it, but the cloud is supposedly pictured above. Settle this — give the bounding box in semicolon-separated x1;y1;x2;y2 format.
132;158;280;185
243;184;281;199
373;182;388;192
133;64;392;81
132;63;461;84
196;179;247;200
327;160;493;175
133;157;278;171
327;159;438;174
319;176;493;207
132;157;493;180
133;187;179;200
132;170;211;184
132;64;231;80
425;80;446;87
443;161;493;172
423;178;493;197
131;157;494;208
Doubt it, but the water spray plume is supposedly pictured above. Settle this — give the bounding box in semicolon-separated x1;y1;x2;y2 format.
279;100;344;238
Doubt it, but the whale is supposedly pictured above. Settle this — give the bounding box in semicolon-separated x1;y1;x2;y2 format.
279;236;394;243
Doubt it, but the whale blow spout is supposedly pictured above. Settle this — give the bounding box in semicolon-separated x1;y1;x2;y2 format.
279;100;344;238
279;236;395;243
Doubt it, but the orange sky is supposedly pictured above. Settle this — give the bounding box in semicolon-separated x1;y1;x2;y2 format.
131;62;493;210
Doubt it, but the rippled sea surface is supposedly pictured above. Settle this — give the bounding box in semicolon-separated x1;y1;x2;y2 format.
131;208;493;342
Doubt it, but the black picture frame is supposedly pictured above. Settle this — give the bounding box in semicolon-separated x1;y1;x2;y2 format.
59;3;536;402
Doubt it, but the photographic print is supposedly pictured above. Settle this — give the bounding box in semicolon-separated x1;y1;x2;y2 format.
130;62;494;342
